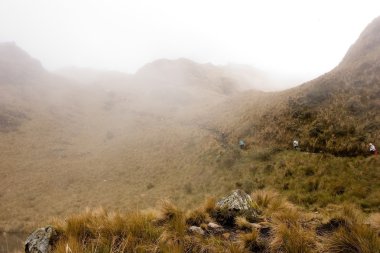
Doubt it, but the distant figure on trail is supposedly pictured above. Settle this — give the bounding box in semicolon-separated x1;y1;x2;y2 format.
239;140;245;149
293;140;299;149
369;143;377;155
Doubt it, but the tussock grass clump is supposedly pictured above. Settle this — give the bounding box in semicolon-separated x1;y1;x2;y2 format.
185;197;217;227
53;237;83;253
47;192;380;253
52;207;162;253
241;230;266;252
368;213;380;235
156;200;186;236
265;195;316;252
319;225;380;253
252;189;296;216
272;207;303;227
203;197;217;214
251;190;279;209
318;205;380;253
249;190;318;252
235;216;253;231
186;208;210;226
269;222;315;253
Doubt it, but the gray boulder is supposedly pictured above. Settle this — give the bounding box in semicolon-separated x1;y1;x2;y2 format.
216;189;253;210
212;190;260;226
25;226;58;253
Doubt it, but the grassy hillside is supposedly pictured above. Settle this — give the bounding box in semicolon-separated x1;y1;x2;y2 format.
0;18;380;253
0;43;269;233
213;17;380;157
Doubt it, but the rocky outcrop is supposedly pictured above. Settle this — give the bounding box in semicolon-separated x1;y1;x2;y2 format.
25;226;58;253
216;189;253;210
211;190;260;227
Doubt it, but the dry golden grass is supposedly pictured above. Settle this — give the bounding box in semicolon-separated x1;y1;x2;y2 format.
2;54;380;239
319;225;380;253
203;197;217;214
2;20;380;253
368;213;380;235
269;222;315;253
315;204;380;253
251;190;317;252
235;216;253;231
51;207;163;253
0;79;228;232
241;230;263;252
251;190;277;209
42;190;380;253
186;208;210;227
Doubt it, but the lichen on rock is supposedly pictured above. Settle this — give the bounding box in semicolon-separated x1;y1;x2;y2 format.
212;189;260;227
216;189;253;210
25;226;58;253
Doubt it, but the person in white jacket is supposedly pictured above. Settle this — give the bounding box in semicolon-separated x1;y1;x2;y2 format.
369;143;377;155
293;140;299;149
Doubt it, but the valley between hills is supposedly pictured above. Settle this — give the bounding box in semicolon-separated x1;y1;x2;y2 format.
0;16;379;253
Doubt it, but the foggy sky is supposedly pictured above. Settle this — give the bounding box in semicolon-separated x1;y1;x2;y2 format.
0;0;379;81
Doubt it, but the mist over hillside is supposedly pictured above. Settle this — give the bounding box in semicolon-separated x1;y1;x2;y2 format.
0;16;379;253
207;16;380;157
0;41;280;232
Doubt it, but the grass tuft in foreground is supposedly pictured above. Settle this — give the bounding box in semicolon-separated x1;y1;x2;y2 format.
49;190;380;253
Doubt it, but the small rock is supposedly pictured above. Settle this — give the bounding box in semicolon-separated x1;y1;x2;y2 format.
188;226;205;235
206;222;225;234
25;226;58;253
207;222;222;229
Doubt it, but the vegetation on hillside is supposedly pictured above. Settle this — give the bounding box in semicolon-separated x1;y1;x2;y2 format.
252;66;380;156
2;16;380;253
196;145;380;213
47;190;380;253
209;17;380;157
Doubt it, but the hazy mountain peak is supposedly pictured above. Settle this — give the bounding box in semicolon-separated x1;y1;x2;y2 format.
339;16;380;69
0;42;45;84
135;58;202;76
134;58;239;94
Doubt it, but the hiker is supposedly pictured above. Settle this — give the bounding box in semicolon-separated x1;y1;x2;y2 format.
369;143;377;155
239;139;245;149
293;140;299;149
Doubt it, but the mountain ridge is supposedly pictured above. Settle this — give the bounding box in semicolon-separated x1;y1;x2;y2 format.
0;17;379;242
0;42;46;85
339;16;380;70
211;16;380;156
